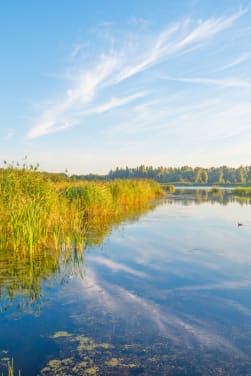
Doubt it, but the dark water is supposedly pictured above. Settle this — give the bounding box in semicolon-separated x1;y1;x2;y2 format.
1;190;251;375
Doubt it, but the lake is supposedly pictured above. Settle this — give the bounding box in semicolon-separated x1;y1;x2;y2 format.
1;189;251;375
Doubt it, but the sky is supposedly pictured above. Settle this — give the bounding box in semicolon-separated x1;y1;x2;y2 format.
0;0;251;174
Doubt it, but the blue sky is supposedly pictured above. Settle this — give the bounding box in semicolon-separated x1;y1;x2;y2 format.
0;0;251;174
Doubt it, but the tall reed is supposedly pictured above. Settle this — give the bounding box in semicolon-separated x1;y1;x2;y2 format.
0;166;164;307
0;166;164;255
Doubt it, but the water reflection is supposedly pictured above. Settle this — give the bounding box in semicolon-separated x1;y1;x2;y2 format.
168;188;251;206
0;203;156;314
1;191;251;375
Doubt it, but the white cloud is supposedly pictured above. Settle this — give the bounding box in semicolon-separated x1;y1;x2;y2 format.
177;7;246;47
90;91;147;114
114;24;180;83
164;76;251;89
27;7;246;139
77;266;240;353
221;52;251;70
27;55;118;138
89;256;148;278
115;8;246;83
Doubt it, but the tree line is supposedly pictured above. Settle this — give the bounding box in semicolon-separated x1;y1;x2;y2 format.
74;165;251;184
4;161;250;184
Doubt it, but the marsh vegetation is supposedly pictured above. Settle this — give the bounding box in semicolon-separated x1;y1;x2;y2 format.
0;165;165;375
0;165;164;310
2;171;251;375
0;165;164;256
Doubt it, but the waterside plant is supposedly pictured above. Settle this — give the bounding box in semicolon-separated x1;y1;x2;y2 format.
0;166;164;256
0;166;165;310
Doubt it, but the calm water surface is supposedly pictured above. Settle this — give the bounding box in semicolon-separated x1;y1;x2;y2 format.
1;190;251;375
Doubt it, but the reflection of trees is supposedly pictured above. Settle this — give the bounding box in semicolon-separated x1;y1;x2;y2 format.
165;189;251;206
0;203;157;312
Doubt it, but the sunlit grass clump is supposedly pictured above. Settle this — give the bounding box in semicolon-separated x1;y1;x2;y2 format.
0;166;60;254
0;165;164;256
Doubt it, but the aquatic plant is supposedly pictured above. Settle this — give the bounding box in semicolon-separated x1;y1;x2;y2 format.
39;332;137;375
0;358;21;376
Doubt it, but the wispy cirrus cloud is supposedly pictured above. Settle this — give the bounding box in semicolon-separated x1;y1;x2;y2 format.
115;8;246;83
220;52;251;71
78;266;240;353
27;55;118;138
89;256;148;278
27;7;246;139
163;76;251;89
89;91;147;114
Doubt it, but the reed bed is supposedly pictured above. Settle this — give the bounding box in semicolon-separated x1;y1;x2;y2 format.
0;166;164;256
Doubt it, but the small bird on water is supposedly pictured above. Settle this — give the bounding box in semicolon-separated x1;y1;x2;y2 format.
238;223;243;227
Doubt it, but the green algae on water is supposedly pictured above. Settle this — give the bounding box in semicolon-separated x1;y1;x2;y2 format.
50;331;72;339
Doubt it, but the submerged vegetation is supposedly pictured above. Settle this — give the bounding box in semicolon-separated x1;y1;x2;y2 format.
0;358;21;376
39;331;137;375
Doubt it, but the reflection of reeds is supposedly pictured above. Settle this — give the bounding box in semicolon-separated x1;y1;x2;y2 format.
0;358;21;376
0;166;164;308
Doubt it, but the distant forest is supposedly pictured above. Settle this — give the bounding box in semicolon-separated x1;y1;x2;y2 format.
11;165;250;185
73;166;251;185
